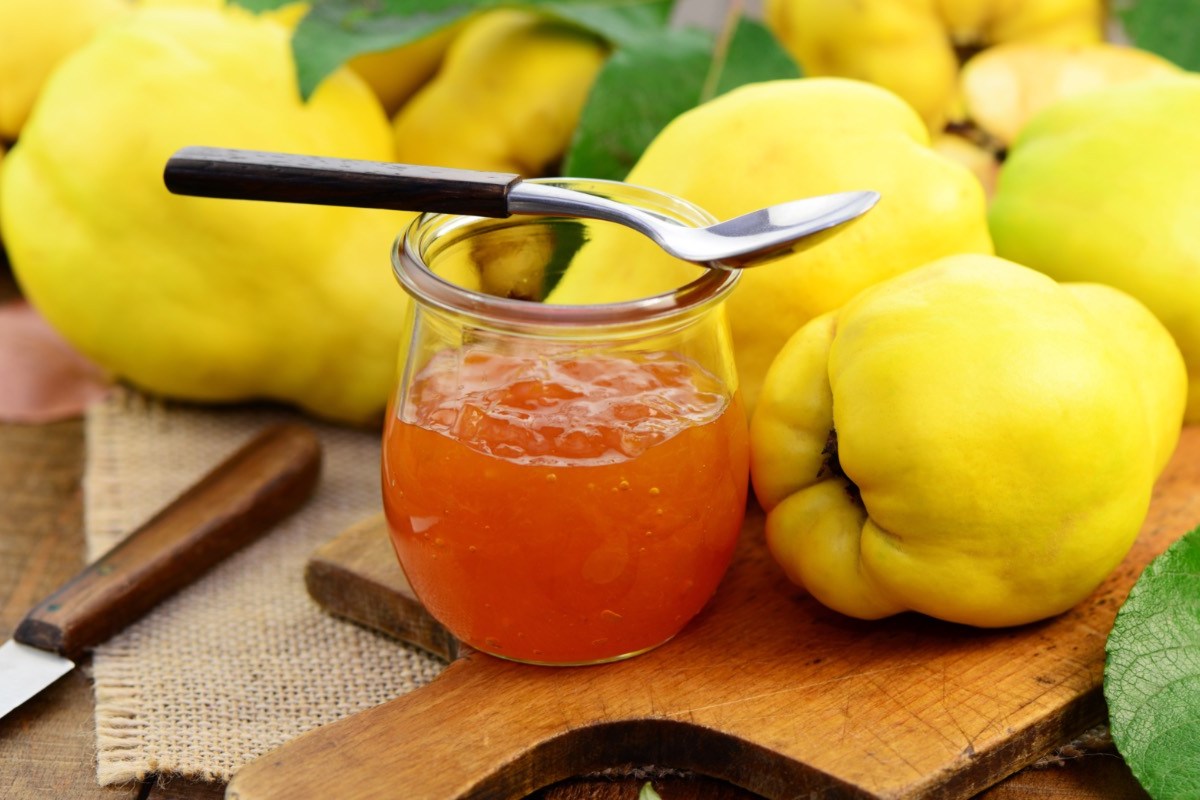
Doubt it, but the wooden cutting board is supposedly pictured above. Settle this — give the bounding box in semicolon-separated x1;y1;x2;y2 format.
227;426;1200;800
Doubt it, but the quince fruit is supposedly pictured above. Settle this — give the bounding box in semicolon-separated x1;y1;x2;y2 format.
0;6;409;425
751;255;1186;627
960;41;1181;148
764;0;1104;131
0;0;128;141
548;78;993;413
130;0;306;26
989;76;1200;423
932;131;998;196
349;24;459;116
392;9;608;176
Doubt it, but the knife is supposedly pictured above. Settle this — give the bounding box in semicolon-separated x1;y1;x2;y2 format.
0;422;322;720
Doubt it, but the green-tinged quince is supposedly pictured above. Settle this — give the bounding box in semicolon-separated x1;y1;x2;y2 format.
392;9;608;176
0;6;410;425
764;0;1104;131
548;78;993;414
751;255;1186;627
990;76;1200;423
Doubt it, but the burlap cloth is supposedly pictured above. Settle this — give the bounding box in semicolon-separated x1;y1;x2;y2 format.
84;387;446;785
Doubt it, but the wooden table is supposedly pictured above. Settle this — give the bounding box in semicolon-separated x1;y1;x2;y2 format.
0;268;1148;800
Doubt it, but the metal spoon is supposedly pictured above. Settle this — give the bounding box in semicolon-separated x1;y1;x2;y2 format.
163;146;879;267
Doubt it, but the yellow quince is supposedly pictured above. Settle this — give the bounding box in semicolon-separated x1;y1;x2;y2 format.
392;9;608;176
960;42;1181;147
751;255;1186;627
925;42;1178;199
0;6;410;425
549;78;992;414
764;0;1104;131
931;131;999;197
0;0;129;141
349;24;460;117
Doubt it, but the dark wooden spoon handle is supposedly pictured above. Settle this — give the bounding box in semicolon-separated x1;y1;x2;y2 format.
163;146;522;217
14;423;322;661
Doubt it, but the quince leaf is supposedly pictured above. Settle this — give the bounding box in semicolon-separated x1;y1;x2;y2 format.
562;26;712;181
289;0;481;100
563;16;800;180
1116;0;1200;71
228;0;296;11
540;219;589;300
1104;524;1200;799
284;0;672;100
536;0;672;47
638;782;663;800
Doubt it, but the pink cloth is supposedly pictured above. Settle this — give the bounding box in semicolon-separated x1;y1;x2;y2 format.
0;299;112;422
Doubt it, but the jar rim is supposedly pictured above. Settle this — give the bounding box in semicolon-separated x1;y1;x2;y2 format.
392;177;740;331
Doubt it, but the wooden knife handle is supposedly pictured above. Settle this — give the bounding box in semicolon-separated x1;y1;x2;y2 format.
163;146;523;217
14;423;322;661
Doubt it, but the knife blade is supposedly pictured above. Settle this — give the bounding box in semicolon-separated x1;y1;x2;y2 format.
0;422;321;720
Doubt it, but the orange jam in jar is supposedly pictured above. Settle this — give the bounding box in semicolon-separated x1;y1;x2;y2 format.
383;349;748;665
385;177;747;665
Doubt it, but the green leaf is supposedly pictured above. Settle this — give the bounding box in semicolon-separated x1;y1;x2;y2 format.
562;26;713;180
540;219;589;300
288;0;672;100
536;0;672;47
1116;0;1200;71
638;782;663;800
1104;524;1200;799
228;0;297;11
563;16;799;180
291;0;477;100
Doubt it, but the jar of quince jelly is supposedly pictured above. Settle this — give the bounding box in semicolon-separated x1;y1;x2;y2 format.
382;178;748;666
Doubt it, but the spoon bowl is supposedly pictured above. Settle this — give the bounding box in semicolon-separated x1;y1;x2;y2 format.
164;147;879;268
507;182;879;267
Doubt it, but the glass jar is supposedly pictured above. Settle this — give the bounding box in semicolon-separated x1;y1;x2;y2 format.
382;178;748;666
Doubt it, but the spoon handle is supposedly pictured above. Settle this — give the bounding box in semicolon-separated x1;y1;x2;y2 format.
163;146;523;217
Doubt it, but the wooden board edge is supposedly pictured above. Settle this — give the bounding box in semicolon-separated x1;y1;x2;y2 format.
304;519;458;663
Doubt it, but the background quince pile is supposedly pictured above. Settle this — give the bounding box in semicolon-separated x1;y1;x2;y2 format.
0;0;1196;629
